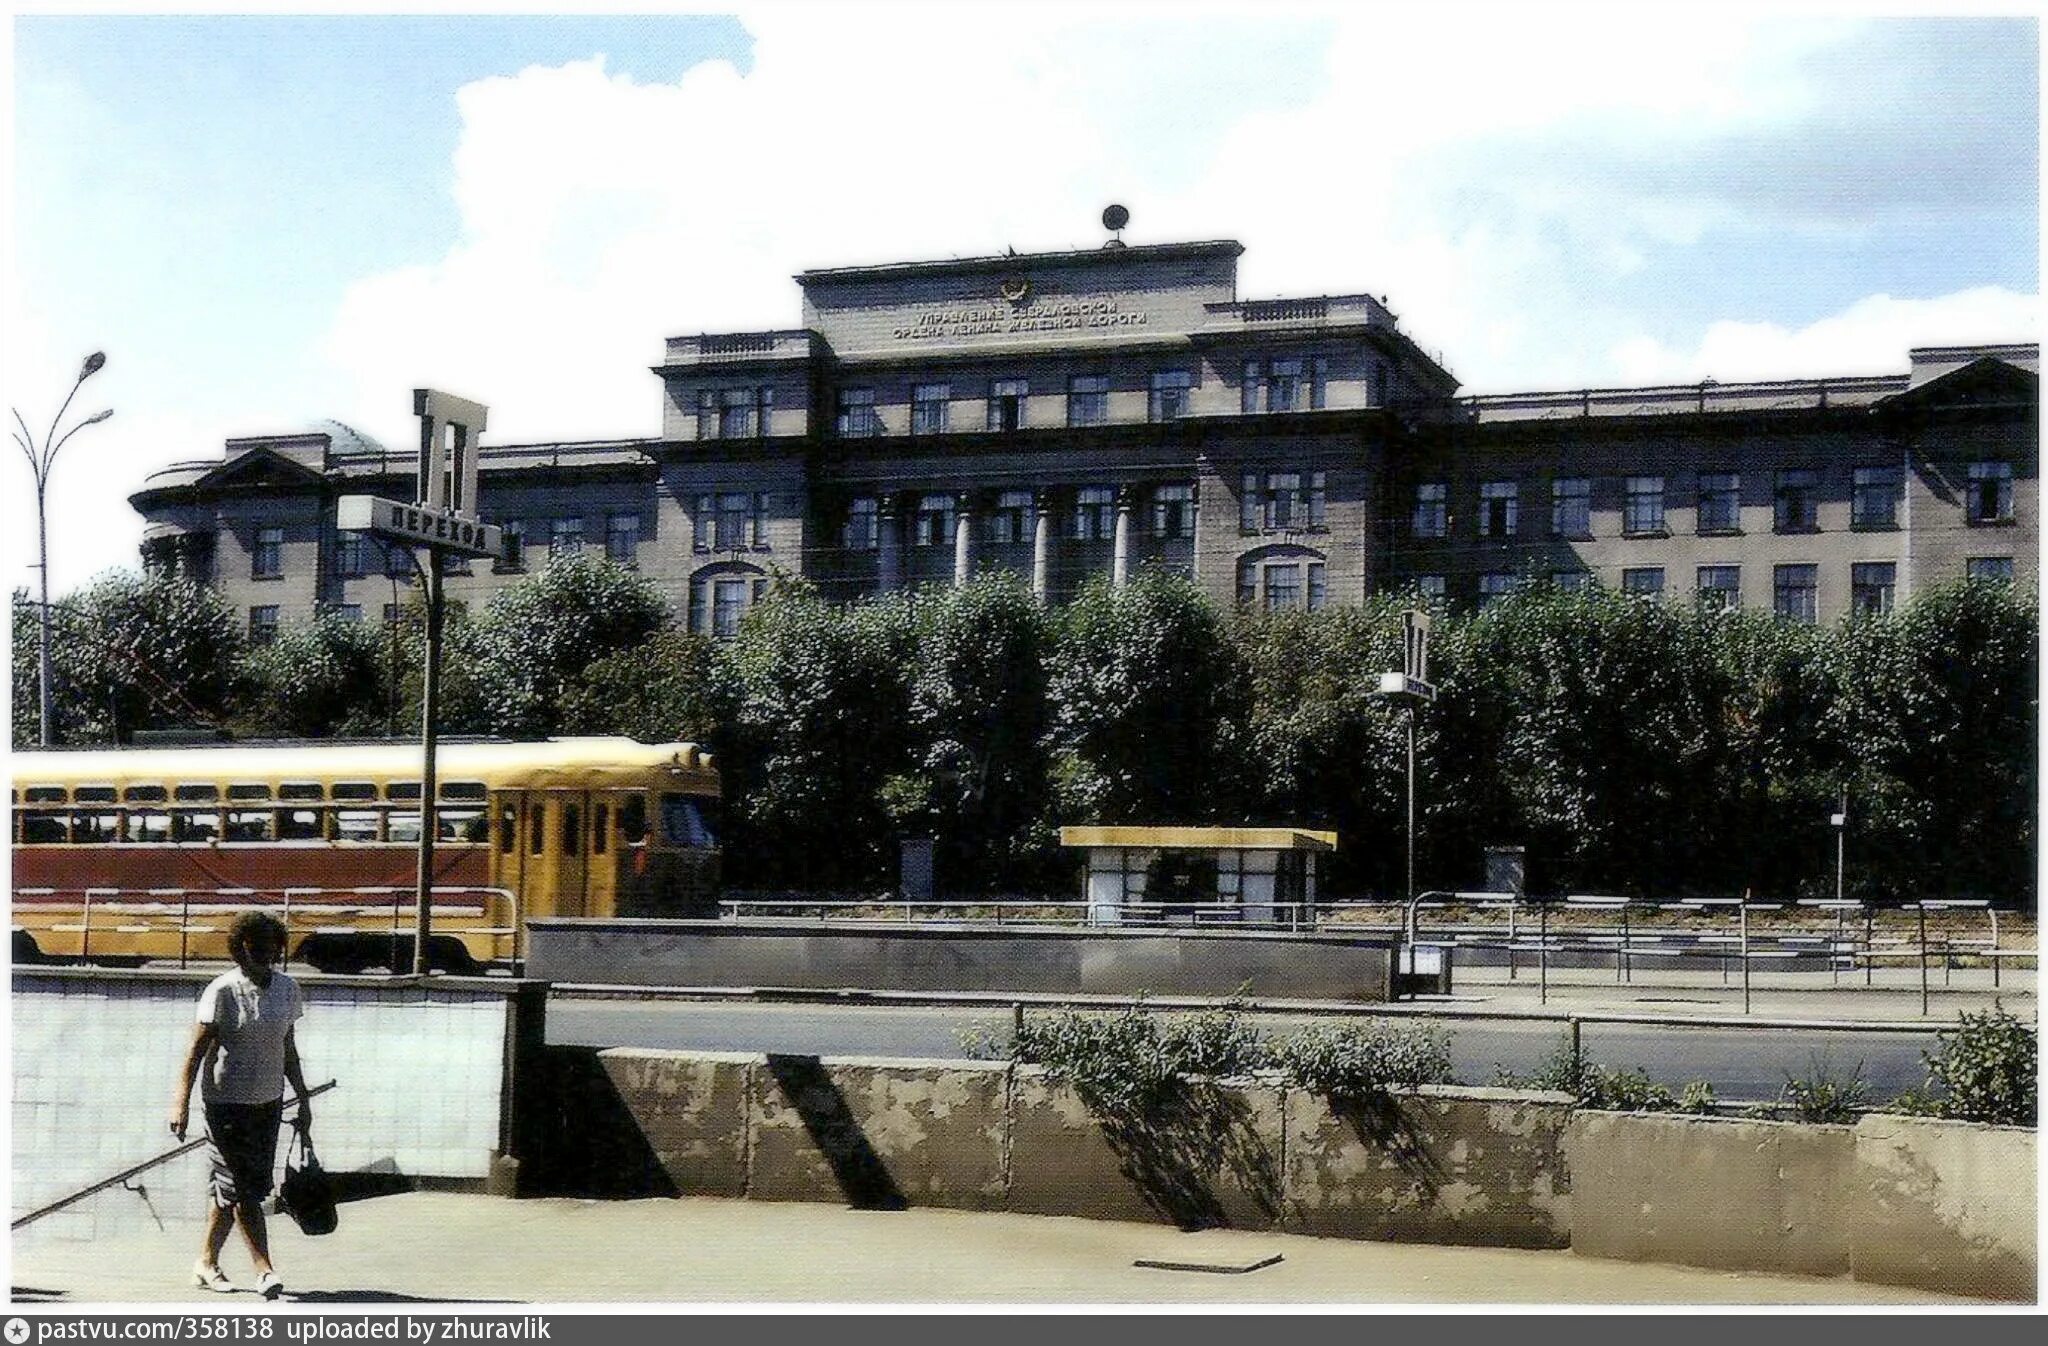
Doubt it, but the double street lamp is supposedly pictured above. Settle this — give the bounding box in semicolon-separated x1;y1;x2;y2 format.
12;352;113;747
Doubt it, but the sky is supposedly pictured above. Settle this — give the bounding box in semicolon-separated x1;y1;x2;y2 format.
4;3;2040;596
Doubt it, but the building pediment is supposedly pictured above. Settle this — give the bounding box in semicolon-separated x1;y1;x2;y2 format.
194;445;331;492
1878;356;2039;413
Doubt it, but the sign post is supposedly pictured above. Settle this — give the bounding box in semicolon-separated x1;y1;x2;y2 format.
1373;609;1437;903
339;390;496;976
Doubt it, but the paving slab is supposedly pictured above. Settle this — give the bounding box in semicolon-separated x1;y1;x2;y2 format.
9;1192;1989;1307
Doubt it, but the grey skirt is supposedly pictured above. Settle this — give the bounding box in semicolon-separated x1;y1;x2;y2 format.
202;1100;284;1210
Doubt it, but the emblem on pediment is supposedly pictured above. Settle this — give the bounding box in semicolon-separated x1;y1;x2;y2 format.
1000;275;1030;305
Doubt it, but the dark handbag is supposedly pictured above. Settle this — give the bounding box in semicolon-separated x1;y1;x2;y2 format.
278;1129;338;1236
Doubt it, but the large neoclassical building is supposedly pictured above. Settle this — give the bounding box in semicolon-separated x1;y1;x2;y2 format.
132;230;2038;643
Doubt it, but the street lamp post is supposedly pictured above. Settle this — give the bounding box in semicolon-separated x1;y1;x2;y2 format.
1372;609;1437;904
11;352;112;747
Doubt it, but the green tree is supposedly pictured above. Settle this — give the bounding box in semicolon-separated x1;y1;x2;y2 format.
1047;570;1250;823
890;573;1056;892
14;572;244;746
559;628;729;745
719;583;917;889
236;615;391;739
453;553;672;738
1825;580;2037;901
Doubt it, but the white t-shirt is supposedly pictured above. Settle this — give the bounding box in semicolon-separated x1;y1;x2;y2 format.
196;968;304;1106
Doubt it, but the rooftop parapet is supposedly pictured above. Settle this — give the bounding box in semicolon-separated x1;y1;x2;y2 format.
659;329;820;369
1462;374;1912;423
1201;292;1397;334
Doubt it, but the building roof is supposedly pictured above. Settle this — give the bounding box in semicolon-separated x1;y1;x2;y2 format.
1060;825;1338;852
797;239;1245;286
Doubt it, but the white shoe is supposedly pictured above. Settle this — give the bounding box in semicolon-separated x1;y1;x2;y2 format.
191;1261;232;1293
257;1270;285;1300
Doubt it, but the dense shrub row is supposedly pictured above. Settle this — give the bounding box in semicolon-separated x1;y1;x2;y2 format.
13;558;2036;904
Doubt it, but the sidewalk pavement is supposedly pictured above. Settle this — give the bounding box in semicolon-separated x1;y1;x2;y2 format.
10;1192;1987;1307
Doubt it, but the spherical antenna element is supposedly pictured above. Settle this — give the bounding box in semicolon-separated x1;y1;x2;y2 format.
1102;204;1130;233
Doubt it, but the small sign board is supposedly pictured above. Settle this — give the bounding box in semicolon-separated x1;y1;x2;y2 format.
337;496;503;560
1376;671;1437;703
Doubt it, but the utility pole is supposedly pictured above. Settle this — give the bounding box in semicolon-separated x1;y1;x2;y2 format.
1373;609;1436;903
11;352;112;746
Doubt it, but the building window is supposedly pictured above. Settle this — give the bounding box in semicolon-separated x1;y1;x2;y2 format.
986;490;1032;545
988;378;1028;432
843;497;878;552
1967;556;2015;584
1241;360;1262;415
495;520;526;573
912;383;951;436
1414;574;1447;602
331;603;362;624
606;513;641;566
550;518;584;557
1152;484;1195;540
1851;466;1901;529
1697;472;1741;533
1244;356;1327;413
712;578;749;639
914;494;955;547
1552;570;1590;592
1412;482;1448;539
1268;358;1304;413
1264;562;1302;610
335;533;368;578
1850;561;1896;617
1243;470;1324;532
1477;573;1516;609
1238;554;1327;611
1308;560;1326;609
1696;565;1740;611
1072;486;1115;541
1068;374;1110;426
1775;469;1819;532
252;527;284;579
384;543;415;579
837;388;879;438
438;550;471;577
1967;461;2014;523
1149;370;1192;422
1479;481;1519;539
1622;567;1665;597
1266;472;1302;530
1774;564;1819;623
248;606;279;646
1623;476;1666;536
1551;478;1591;538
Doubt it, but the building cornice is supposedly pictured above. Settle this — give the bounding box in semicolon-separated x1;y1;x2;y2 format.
796;240;1244;286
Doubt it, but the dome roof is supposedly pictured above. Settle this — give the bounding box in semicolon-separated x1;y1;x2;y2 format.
307;419;391;458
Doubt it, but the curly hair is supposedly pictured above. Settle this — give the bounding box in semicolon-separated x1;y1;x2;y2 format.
226;911;289;969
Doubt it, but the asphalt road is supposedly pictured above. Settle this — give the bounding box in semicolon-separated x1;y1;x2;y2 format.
548;998;1939;1103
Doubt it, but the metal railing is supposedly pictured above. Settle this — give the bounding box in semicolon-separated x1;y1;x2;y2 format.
12;1080;336;1231
718;897;1318;930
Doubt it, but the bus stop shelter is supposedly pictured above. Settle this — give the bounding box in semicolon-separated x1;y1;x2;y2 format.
1059;826;1338;927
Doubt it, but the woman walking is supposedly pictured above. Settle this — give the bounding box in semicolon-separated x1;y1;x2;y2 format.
169;911;313;1300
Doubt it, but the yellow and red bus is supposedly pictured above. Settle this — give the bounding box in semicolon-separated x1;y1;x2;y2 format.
10;737;719;972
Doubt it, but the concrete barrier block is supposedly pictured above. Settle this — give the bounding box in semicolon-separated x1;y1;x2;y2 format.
1287;1085;1573;1247
1851;1114;2037;1302
1563;1111;1854;1276
1006;1067;1287;1230
747;1056;1011;1212
596;1049;755;1198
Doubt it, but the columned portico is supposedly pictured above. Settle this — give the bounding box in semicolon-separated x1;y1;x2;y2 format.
1032;491;1053;602
1112;486;1135;588
954;492;974;587
878;494;902;594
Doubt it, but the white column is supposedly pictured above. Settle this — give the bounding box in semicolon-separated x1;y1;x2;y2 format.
1032;492;1052;603
953;493;973;588
877;496;901;594
1112;487;1135;588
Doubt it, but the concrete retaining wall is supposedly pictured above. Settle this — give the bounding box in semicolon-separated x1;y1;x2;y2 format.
537;1047;1571;1247
525;918;1396;1001
1565;1110;2036;1301
12;968;545;1247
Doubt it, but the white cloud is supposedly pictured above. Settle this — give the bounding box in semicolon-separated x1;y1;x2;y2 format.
1610;287;2041;384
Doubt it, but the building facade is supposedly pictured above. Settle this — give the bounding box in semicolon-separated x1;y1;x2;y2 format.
131;234;2038;642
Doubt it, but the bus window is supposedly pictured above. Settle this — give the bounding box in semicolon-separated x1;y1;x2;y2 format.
661;794;718;849
387;782;422;801
529;804;547;854
75;786;117;804
388;811;423;844
439;809;486;842
21;812;67;844
124;785;168;804
336;810;380;842
592;804;609;855
73;810;122;844
280;782;324;802
228;783;271;803
620;795;648;845
444;781;488;802
172;810;221;843
334;782;377;803
498;805;517;854
131;810;171;843
563;804;582;857
225;810;271;841
175;783;220;803
278;808;324;840
24;786;66;804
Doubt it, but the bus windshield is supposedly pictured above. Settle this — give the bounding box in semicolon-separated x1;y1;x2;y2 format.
660;793;718;849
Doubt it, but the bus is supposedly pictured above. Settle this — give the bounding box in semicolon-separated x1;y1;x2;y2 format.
10;737;719;973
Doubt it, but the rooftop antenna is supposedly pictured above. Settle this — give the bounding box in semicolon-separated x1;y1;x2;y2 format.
1102;203;1129;249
